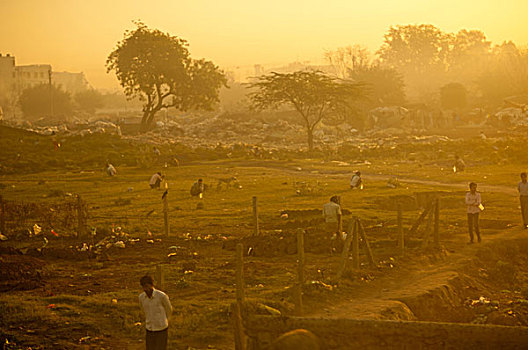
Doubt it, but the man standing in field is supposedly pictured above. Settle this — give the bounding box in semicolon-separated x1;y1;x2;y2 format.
149;172;164;189
518;172;528;229
465;182;482;243
350;171;363;189
323;196;342;237
139;275;172;350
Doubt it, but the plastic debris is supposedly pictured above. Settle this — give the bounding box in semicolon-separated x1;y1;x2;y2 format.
0;233;8;241
33;224;42;236
111;298;118;304
114;241;125;249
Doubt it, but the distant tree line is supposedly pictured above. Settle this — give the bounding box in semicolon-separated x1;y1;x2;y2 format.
327;25;528;108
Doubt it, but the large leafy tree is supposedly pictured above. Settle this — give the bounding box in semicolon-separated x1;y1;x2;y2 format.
19;84;72;119
107;22;227;130
440;82;467;110
247;71;365;151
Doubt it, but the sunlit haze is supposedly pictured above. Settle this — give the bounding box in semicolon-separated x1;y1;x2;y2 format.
1;0;527;89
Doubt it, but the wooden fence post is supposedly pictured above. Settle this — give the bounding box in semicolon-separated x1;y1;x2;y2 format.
156;265;165;290
352;219;360;270
409;204;433;236
234;243;246;350
337;196;342;234
434;198;440;245
163;191;169;237
295;229;305;316
422;205;434;248
0;195;5;235
252;196;259;236
335;220;355;282
76;195;85;237
358;220;376;267
397;203;404;256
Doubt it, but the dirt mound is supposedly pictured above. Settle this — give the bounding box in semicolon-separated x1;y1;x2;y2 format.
0;254;46;292
224;227;340;257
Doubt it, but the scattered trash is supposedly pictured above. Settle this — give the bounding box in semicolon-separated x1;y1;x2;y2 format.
0;233;8;241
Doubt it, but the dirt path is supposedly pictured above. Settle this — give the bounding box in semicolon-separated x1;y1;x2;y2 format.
311;224;526;321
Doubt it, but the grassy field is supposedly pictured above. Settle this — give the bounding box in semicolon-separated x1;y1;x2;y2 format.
1;125;528;349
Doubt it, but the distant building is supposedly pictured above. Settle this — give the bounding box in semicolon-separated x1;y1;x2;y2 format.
0;53;89;96
0;54;16;97
15;64;51;91
53;71;90;93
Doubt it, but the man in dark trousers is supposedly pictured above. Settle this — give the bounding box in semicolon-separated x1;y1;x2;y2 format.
139;275;172;350
465;182;482;243
518;172;528;229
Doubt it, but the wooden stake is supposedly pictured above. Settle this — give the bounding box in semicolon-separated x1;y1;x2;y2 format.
76;195;84;237
156;265;165;290
397;203;404;256
163;192;169;237
358;220;376;267
337;196;342;233
295;229;305;316
409;204;432;236
434;198;440;245
234;243;246;350
252;196;259;236
335;220;355;282
352;219;360;270
422;206;434;248
0;195;5;235
236;243;245;304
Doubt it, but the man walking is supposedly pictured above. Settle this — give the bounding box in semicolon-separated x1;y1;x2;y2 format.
323;196;342;237
518;172;528;229
465;182;482;243
139;275;172;350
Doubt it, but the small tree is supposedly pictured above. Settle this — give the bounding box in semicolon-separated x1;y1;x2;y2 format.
19;84;72;118
107;22;227;130
440;82;467;110
74;89;104;113
247;70;365;151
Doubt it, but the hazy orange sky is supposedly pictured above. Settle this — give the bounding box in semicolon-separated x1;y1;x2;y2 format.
1;0;527;90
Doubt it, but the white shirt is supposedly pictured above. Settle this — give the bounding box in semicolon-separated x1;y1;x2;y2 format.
465;191;482;214
518;181;528;196
323;202;342;223
139;289;172;331
149;173;163;185
106;164;116;176
350;175;361;187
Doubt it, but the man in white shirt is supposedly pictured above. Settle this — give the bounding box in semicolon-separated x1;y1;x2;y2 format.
350;171;362;189
518;172;528;229
149;172;164;189
139;275;172;350
323;196;342;237
106;163;117;176
465;182;482;243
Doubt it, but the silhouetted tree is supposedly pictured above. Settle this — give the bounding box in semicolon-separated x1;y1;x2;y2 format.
247;71;365;151
477;41;528;106
107;22;227;130
19;84;72;118
378;24;451;74
440;83;467;110
326;46;405;108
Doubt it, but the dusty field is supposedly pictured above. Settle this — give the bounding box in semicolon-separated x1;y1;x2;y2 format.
1;140;528;348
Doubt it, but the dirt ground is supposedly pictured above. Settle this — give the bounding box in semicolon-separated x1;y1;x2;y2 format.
1;156;528;349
